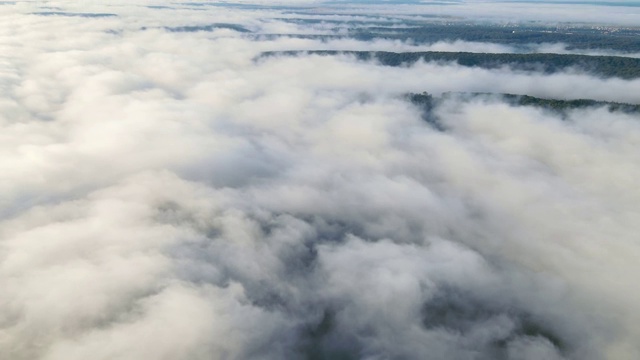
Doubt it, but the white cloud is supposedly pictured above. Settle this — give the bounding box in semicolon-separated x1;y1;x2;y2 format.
1;2;639;360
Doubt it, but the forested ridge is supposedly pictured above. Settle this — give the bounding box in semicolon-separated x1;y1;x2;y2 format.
408;92;640;120
350;24;640;52
406;92;639;131
268;21;640;53
262;51;640;79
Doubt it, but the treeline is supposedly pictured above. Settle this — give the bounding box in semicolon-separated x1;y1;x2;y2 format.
142;23;251;33
501;94;640;113
350;24;640;53
410;92;640;111
260;22;640;53
408;92;640;119
262;51;640;79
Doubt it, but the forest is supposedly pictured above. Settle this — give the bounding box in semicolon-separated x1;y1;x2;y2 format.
408;92;640;130
271;20;640;53
261;18;640;53
263;50;640;79
349;24;640;52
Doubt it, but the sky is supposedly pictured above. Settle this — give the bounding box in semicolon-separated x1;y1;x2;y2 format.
0;1;639;360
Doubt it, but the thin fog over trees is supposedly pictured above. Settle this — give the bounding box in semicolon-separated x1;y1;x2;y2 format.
0;1;639;360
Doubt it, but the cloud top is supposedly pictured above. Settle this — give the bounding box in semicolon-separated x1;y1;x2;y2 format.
1;2;639;360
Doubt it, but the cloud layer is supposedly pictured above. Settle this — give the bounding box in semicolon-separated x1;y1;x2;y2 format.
1;2;639;360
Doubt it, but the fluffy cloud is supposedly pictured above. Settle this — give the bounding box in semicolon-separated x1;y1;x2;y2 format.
0;2;639;360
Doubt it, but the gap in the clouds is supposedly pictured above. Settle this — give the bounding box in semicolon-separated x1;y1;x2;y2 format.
296;309;361;360
260;51;640;80
407;92;640;128
180;2;315;11
257;20;640;54
422;287;566;354
161;24;252;33
146;5;174;10
30;12;118;18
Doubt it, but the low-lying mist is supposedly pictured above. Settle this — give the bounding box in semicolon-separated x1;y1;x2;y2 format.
1;2;639;360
